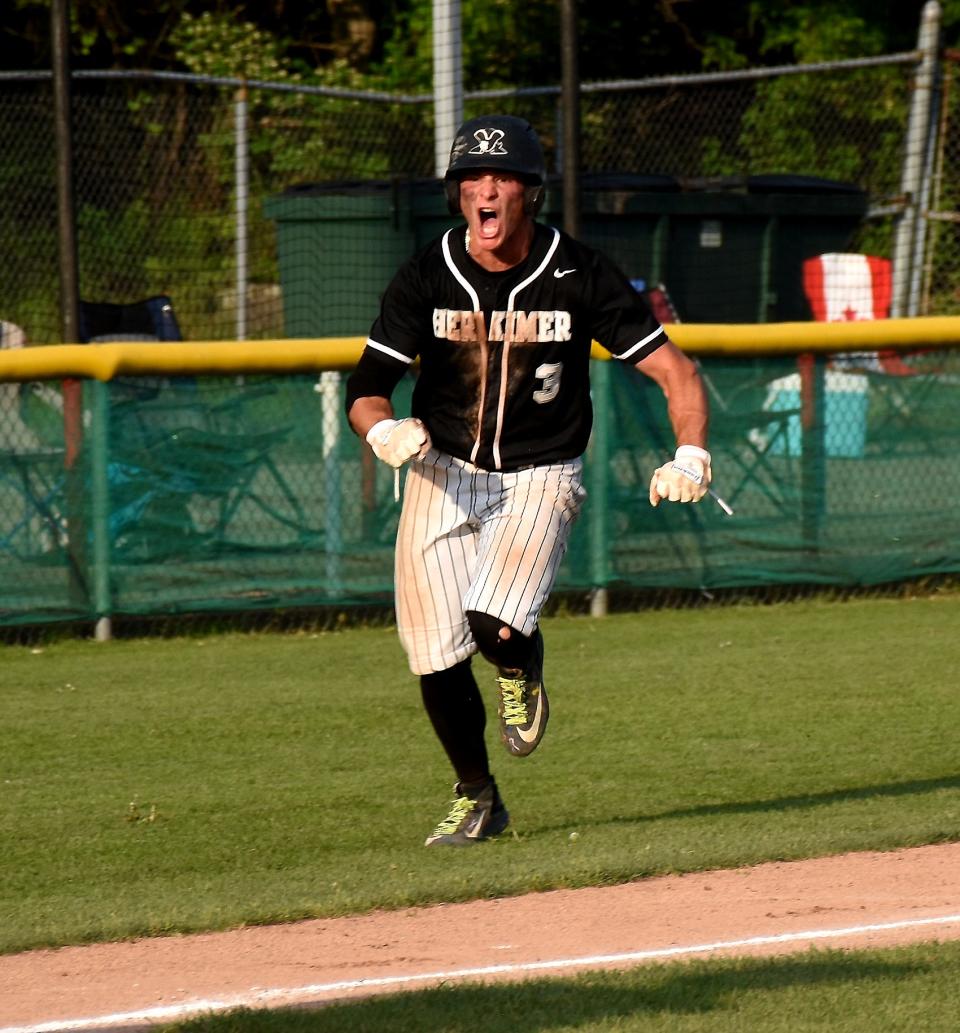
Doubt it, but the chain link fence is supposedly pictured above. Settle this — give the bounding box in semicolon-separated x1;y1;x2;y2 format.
0;49;943;346
2;42;960;634
1;346;959;636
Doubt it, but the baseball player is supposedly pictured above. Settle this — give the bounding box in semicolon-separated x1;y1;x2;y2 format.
345;114;711;847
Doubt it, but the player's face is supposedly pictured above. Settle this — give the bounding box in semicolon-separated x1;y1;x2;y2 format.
459;170;533;270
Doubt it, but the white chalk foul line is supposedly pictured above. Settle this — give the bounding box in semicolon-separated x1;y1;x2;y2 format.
4;911;960;1033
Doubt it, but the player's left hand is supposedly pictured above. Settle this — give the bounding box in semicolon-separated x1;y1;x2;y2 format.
649;445;711;506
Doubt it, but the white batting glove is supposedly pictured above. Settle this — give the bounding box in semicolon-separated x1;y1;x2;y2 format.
365;417;431;468
649;445;712;506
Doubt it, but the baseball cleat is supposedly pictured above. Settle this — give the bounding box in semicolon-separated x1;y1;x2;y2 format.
424;778;510;846
496;628;548;757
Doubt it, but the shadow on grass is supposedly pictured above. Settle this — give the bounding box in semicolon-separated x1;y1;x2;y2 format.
540;773;960;836
170;952;933;1032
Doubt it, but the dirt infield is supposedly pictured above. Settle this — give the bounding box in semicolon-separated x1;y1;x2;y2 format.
3;842;960;1032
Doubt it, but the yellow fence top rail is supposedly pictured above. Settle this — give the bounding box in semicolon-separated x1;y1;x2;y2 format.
1;317;960;382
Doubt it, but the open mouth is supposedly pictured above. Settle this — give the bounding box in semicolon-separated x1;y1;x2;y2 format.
478;208;500;239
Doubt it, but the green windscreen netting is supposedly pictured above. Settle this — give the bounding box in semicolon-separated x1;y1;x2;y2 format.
0;348;958;627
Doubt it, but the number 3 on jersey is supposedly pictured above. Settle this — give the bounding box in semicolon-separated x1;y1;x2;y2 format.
533;362;562;404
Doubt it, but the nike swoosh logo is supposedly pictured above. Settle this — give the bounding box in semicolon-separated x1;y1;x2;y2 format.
553;268;576;279
515;690;545;743
465;813;486;837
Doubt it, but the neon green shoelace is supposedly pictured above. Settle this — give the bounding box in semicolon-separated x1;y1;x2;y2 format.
431;794;474;836
498;676;528;725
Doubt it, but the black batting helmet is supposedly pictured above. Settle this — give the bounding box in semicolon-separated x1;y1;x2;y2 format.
444;114;547;216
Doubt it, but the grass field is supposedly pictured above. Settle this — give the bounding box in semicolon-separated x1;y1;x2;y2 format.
3;594;959;960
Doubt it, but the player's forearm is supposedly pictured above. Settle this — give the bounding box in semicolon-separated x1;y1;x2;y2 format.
348;396;395;439
664;373;709;448
637;343;709;448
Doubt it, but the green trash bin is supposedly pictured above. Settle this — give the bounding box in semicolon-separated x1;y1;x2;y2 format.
666;174;868;324
541;173;868;324
263;178;454;338
539;173;681;289
266;173;868;336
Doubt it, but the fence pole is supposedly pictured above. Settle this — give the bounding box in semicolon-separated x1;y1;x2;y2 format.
562;0;605;616
51;0;79;346
587;361;612;617
561;0;581;240
799;353;826;554
432;0;463;177
235;83;249;341
89;382;112;641
909;33;943;315
51;0;90;613
921;53;954;312
318;372;343;596
892;0;941;317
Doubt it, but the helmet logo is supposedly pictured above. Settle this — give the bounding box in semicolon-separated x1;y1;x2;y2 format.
468;128;508;156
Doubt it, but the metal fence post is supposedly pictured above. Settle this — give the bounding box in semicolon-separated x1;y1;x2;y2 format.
318;371;343;596
588;361;611;617
798;353;826;554
432;0;462;177
561;0;581;241
892;0;942;317
235;82;249;341
89;381;113;641
909;34;943;315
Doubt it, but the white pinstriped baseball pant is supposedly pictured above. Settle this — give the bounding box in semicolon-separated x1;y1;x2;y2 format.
395;448;586;675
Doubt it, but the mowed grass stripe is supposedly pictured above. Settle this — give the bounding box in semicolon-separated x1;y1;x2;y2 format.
164;939;960;1033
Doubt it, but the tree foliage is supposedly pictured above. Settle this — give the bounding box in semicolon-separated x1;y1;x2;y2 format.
5;1;958;336
3;1;955;79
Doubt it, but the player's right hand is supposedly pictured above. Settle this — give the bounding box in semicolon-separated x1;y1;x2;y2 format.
366;417;432;468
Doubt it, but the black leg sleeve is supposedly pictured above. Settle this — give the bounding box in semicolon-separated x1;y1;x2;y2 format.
466;609;535;672
420;659;491;784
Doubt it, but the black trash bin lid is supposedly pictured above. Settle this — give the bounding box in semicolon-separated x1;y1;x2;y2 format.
574;172;682;192
281;177;442;197
746;173;864;195
676;173;863;196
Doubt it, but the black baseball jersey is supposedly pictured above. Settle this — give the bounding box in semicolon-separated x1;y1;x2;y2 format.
350;222;667;472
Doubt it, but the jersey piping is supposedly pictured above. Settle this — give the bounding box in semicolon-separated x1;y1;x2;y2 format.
441;227;563;470
441;229;488;463
366;336;415;365
492;229;561;468
611;326;664;362
441;230;481;310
